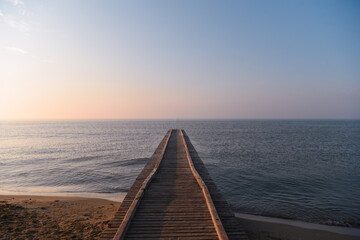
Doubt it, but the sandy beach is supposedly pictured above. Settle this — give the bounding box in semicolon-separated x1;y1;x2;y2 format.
0;195;120;240
1;195;360;240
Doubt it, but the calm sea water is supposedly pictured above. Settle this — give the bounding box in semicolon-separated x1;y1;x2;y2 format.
1;120;359;227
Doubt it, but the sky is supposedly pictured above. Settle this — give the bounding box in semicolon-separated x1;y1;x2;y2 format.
0;0;359;119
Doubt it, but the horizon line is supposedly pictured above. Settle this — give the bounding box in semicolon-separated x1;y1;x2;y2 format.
1;118;359;121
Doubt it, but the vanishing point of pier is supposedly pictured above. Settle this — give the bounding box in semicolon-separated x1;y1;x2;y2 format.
101;129;248;240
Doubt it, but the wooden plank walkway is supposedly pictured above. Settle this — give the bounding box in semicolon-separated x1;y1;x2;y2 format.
100;129;248;240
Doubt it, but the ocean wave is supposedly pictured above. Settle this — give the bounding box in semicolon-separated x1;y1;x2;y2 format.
2;120;359;226
65;155;105;163
93;187;130;193
102;158;148;167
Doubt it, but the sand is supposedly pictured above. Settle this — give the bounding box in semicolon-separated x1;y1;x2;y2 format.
1;195;360;240
0;195;121;240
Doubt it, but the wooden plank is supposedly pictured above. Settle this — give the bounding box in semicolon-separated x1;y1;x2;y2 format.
111;130;173;240
180;129;229;240
182;130;249;240
124;130;217;239
100;130;172;240
100;129;248;240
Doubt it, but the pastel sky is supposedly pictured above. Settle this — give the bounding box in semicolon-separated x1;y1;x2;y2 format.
1;0;359;119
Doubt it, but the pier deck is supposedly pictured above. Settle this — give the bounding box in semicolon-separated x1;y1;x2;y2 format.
101;129;247;240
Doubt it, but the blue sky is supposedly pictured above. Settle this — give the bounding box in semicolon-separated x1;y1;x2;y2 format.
0;0;359;119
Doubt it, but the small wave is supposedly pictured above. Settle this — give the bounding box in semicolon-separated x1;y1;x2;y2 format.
65;155;104;163
93;187;130;193
321;219;360;228
103;158;148;167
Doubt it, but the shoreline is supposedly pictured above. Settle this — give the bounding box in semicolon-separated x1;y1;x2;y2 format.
236;213;360;240
0;190;126;202
1;194;359;240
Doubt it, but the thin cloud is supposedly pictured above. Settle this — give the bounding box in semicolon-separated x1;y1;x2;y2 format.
6;46;28;54
3;14;30;32
19;9;33;17
7;0;24;6
5;46;54;63
1;1;33;31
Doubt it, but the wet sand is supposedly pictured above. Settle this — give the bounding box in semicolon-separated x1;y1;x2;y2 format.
236;213;360;240
1;195;360;240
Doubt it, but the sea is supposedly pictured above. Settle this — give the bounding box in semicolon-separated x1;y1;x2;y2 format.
1;120;359;228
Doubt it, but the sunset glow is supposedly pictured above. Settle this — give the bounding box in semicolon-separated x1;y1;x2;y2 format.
1;0;359;119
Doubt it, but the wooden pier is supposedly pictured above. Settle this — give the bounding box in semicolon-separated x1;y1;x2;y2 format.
101;129;248;240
